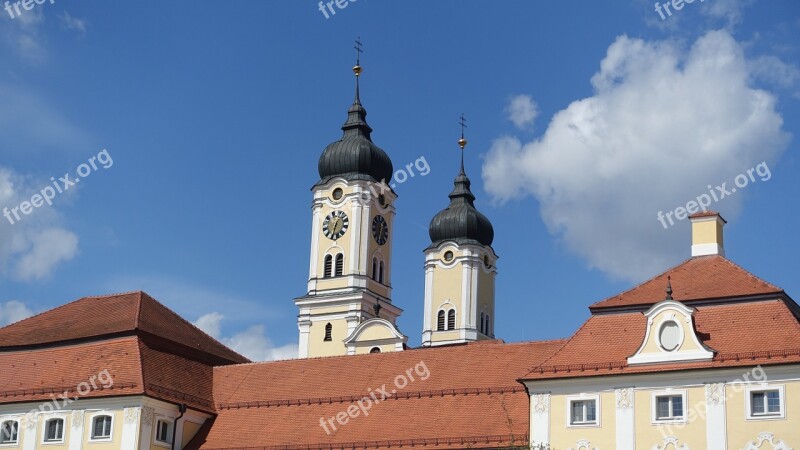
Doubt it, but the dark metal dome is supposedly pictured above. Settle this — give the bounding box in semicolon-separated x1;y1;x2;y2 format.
317;93;393;186
428;167;494;248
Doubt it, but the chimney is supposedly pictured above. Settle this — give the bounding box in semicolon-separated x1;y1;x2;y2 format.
689;211;726;257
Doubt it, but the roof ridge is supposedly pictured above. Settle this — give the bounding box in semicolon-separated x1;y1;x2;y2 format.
716;256;783;292
525;315;598;375
592;257;696;307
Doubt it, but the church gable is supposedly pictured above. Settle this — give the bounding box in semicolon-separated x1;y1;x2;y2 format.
344;318;407;354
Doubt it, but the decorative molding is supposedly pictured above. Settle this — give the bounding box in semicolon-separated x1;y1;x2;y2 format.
705;383;725;405
124;407;141;424
616;387;634;408
653;436;690;450
23;413;37;430
140;406;154;427
568;439;597;450
742;432;793;450
532;393;550;413
71;410;85;429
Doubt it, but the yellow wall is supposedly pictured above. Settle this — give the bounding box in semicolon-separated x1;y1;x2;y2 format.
633;387;706;449
691;219;723;245
83;411;124;448
182;421;203;448
726;381;800;447
549;392;616;450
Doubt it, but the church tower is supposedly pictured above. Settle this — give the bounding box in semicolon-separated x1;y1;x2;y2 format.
295;44;406;358
422;119;498;347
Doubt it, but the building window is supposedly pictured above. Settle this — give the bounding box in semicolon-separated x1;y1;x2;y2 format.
0;420;19;444
155;419;173;444
480;312;485;334
324;323;332;341
378;261;384;284
447;309;456;331
655;395;684;421
486;314;491;335
567;395;600;427
335;253;344;276
91;415;113;440
43;418;65;443
372;257;378;281
437;310;445;331
747;386;785;419
370;347;381;354
324;254;333;278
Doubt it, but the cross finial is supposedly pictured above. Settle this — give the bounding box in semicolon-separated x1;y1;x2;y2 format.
354;37;364;67
665;276;673;300
457;113;468;173
459;113;467;141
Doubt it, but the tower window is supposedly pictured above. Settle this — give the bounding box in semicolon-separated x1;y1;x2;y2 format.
447;309;456;331
324;254;333;278
437;310;445;331
335;253;344;276
480;312;485;334
324;323;332;341
372;257;378;281
379;261;384;284
486;314;491;335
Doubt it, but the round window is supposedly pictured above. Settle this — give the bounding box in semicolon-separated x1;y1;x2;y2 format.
332;188;344;200
659;321;681;352
443;251;454;262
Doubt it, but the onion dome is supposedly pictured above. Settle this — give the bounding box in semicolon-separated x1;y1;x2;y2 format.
316;61;393;186
428;123;494;248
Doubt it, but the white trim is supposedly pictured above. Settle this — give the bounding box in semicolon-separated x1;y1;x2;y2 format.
744;384;786;420
40;415;66;445
565;394;601;428
0;418;20;447
530;393;550;447
628;300;713;366
86;411;113;443
691;242;724;257
650;389;688;425
705;383;727;450
615;388;635;450
120;407;140;450
153;417;174;448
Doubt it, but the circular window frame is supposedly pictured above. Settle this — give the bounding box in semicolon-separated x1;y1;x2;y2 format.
443;251;454;262
657;319;683;352
332;188;344;201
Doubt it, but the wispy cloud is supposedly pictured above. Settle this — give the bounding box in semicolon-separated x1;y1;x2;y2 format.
58;11;86;35
0;299;34;327
505;94;539;130
194;312;297;362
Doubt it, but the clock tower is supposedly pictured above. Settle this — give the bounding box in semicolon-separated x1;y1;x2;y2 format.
295;49;406;358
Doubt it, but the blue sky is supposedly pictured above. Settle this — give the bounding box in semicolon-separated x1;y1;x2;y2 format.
0;0;798;360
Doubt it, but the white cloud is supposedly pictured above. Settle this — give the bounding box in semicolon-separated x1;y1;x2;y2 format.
506;94;539;130
0;300;33;326
194;312;297;362
0;5;46;64
0;168;79;280
700;0;755;29
748;55;800;98
482;30;789;282
58;11;86;35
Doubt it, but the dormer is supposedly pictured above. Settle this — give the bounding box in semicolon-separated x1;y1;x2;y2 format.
627;298;714;365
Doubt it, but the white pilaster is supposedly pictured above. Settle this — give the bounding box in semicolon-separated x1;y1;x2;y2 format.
137;407;154;449
120;407;140;450
615;388;635;449
297;321;311;358
69;410;84;450
705;383;727;450
530;393;550;447
22;413;37;450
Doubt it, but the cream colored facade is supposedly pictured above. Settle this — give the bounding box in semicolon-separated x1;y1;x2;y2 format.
421;242;497;347
295;177;406;358
526;366;800;450
0;397;210;450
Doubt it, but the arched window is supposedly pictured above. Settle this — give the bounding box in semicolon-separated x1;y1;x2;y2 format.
486;314;491;335
447;309;456;331
378;261;384;284
370;347;381;354
372;257;378;281
91;415;112;440
335;253;344;276
480;312;485;334
44;418;64;442
324;255;333;278
324;323;332;341
0;420;18;444
437;310;445;331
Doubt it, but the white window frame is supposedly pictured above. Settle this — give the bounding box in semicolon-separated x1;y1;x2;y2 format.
0;419;20;446
566;394;601;428
650;389;688;424
40;416;66;445
88;412;114;442
745;384;786;420
153;418;174;447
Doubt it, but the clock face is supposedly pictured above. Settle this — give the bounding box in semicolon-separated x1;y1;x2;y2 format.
323;210;349;240
372;215;388;245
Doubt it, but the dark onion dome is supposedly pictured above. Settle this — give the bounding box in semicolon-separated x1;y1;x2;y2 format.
428;165;494;249
317;87;394;186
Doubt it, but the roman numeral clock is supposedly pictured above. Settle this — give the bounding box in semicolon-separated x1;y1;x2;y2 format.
323;210;349;240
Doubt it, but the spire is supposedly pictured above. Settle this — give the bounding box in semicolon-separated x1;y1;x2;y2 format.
449;114;475;205
342;37;372;139
665;276;673;300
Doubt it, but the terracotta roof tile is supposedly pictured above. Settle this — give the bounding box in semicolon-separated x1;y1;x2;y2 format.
590;256;783;310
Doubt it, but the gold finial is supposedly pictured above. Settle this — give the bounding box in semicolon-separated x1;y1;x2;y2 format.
353;37;363;77
458;113;468;149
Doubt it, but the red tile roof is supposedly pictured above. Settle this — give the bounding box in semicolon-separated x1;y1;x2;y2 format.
0;291;249;364
590;256;783;311
186;339;566;449
523;299;800;380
